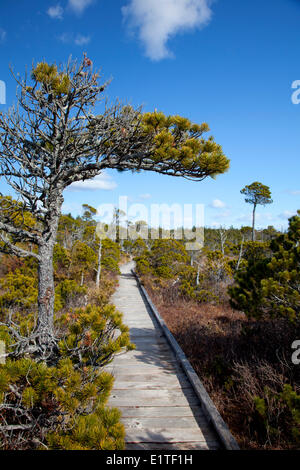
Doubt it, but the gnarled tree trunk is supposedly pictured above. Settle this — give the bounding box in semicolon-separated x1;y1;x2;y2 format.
36;241;56;351
34;200;62;356
96;239;102;288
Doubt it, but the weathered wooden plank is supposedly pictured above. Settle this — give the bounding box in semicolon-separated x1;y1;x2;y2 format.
117;406;204;418
112;349;176;361
113;354;177;368
110;388;198;399
113;382;190;391
122;416;210;429
128;344;171;354
111;371;188;381
125;428;215;443
111;359;178;368
128;330;162;338
122;318;151;321
107;358;182;368
108;389;200;407
113;376;191;390
105;364;181;374
131;337;169;346
125;442;218;450
112;373;191;387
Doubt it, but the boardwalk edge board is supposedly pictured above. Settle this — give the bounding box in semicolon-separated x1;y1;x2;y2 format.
131;269;240;451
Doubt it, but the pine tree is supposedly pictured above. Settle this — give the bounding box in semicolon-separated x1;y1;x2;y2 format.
240;182;273;241
0;56;230;357
229;211;300;320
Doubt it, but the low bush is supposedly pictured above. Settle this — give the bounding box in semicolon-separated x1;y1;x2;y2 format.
0;300;134;450
0;357;124;450
229;211;300;321
0;270;38;311
55;279;87;310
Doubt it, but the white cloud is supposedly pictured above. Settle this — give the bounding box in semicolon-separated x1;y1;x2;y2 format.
67;173;117;191
122;0;213;61
139;193;152;200
210;199;226;209
278;210;295;220
58;32;91;46
256;212;274;222
289;190;300;196
235;212;274;224
74;34;91;46
0;28;6;43
235;213;252;223
210;221;231;228
68;0;94;14
61;201;83;215
47;5;64;19
58;33;70;43
214;209;231;219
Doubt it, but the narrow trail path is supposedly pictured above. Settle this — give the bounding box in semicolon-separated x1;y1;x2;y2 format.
106;261;221;450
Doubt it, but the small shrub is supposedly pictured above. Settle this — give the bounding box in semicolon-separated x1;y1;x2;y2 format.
0;357;124;450
55;279;87;310
57;303;135;367
88;277;118;308
229;211;300;321
0;270;38;311
0;301;134;450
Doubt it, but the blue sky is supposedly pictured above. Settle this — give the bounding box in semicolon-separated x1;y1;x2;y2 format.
0;0;299;230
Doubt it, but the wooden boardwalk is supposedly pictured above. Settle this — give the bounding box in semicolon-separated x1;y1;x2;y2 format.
106;261;222;450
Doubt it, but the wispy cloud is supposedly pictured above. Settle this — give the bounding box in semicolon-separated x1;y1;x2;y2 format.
68;0;94;14
47;5;64;19
209;199;226;209
235;212;275;224
122;0;213;61
62;201;84;215
235;213;252;223
67;172;117;191
0;28;6;43
139;193;152;200
256;212;274;222
48;1;94;19
288;190;300;196
58;32;91;46
278;210;295;220
213;209;231;219
74;34;91;46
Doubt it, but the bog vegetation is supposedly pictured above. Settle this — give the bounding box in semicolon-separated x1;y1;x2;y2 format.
132;211;300;449
0;202;135;449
